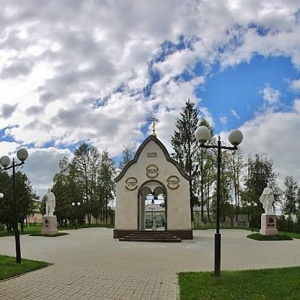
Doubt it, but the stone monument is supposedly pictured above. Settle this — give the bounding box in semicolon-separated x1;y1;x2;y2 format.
259;183;278;235
41;188;58;235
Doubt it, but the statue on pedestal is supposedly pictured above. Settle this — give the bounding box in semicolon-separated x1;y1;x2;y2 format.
45;188;56;216
259;183;274;214
259;183;278;235
41;188;58;235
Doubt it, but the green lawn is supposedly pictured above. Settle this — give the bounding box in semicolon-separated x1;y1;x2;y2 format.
0;255;50;281
179;267;300;300
0;223;114;237
279;231;300;239
194;226;300;239
0;224;43;237
247;233;293;241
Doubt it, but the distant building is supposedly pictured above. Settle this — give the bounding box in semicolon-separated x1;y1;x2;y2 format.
26;200;43;225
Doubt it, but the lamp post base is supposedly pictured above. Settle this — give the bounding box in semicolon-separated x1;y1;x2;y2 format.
214;233;221;277
14;227;21;263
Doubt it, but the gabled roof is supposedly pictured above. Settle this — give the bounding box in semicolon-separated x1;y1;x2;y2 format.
115;135;189;182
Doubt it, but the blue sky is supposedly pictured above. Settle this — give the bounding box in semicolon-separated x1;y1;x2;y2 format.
197;55;298;132
1;0;300;198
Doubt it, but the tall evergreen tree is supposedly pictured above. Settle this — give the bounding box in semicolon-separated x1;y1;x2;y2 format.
194;118;215;223
171;100;199;223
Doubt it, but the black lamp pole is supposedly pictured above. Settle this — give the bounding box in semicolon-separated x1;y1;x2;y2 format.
251;201;256;233
200;137;238;277
72;202;81;229
195;126;243;277
1;149;28;264
4;158;25;264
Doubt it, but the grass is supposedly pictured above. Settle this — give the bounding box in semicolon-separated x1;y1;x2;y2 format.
179;266;300;300
278;231;300;239
0;223;114;238
0;224;43;237
0;224;66;237
0;255;50;281
194;226;300;239
247;233;293;241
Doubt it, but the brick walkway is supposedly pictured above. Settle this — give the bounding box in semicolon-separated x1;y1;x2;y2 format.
0;228;300;300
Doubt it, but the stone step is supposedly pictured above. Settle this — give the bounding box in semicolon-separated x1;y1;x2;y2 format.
120;238;182;242
119;231;182;243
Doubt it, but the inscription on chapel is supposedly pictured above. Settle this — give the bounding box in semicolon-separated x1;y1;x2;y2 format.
167;176;180;190
147;152;158;158
125;177;138;191
146;164;159;178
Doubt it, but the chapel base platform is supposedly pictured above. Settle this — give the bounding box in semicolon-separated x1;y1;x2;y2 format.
114;229;193;240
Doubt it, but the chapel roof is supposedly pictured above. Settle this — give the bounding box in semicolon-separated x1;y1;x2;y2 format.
115;135;189;182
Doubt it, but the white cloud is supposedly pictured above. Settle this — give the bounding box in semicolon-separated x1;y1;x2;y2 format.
0;146;71;198
240;102;300;184
293;98;300;113
290;78;300;92
0;141;20;156
1;0;300;194
220;115;228;127
260;84;280;107
231;109;240;119
22;148;72;198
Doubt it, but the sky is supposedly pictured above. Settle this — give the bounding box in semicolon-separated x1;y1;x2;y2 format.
0;0;300;199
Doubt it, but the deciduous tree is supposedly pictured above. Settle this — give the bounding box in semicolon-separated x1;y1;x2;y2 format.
118;145;135;170
282;176;298;216
242;154;277;227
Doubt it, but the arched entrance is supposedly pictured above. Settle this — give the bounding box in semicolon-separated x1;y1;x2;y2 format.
139;182;167;231
114;134;193;239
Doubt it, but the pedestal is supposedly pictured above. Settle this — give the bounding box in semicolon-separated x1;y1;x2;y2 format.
260;214;278;236
41;215;58;235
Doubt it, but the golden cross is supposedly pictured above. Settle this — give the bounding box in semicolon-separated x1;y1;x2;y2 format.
151;116;158;137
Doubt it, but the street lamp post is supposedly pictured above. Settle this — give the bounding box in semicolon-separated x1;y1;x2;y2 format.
195;126;243;277
249;201;257;233
0;149;29;264
151;198;157;231
72;201;81;229
0;193;3;224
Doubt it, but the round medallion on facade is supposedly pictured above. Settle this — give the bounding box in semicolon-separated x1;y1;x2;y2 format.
125;177;138;191
146;164;159;178
167;175;180;190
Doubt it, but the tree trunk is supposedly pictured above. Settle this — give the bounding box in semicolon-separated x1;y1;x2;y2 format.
20;220;24;232
87;212;91;225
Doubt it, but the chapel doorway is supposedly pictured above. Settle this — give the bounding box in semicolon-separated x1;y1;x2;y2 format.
139;184;167;231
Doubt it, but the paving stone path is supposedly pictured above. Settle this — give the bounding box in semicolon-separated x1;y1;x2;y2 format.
0;228;300;300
